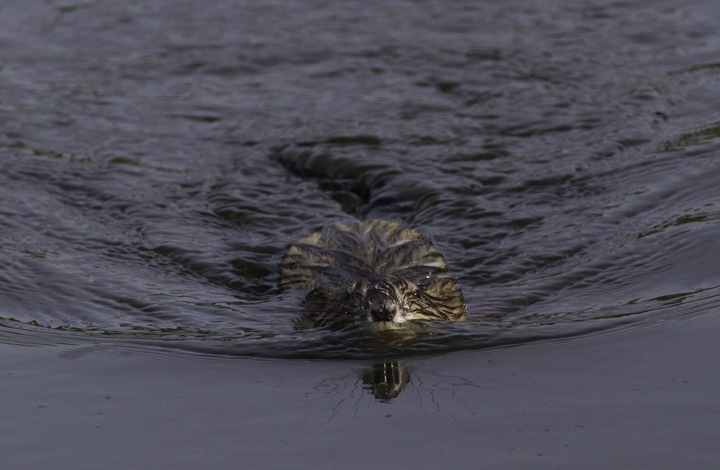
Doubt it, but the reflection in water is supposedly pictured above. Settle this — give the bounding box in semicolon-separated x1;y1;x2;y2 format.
362;361;411;401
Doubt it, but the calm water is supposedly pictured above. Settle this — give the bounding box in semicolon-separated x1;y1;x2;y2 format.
1;0;720;465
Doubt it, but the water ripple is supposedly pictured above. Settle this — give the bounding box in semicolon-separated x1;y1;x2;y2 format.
2;0;720;359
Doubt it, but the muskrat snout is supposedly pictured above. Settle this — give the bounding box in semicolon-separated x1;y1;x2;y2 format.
369;300;397;323
363;281;402;323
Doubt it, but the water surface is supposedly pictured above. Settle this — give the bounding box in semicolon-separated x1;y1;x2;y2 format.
1;0;720;465
2;0;720;359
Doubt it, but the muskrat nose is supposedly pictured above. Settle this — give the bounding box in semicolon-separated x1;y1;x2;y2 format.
364;279;401;322
371;304;395;323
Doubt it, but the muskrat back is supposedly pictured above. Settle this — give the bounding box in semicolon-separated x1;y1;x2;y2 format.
280;219;467;330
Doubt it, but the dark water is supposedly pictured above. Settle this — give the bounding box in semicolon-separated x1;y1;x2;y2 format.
3;0;720;467
3;0;720;359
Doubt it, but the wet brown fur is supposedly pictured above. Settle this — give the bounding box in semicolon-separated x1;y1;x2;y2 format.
280;219;467;329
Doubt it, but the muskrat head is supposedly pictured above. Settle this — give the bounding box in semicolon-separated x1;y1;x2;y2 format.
356;275;467;328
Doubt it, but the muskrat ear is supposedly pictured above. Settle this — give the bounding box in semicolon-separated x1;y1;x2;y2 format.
419;276;467;321
301;285;339;311
295;285;348;330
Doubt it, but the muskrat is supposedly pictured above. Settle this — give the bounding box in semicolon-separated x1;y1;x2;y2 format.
280;219;467;330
